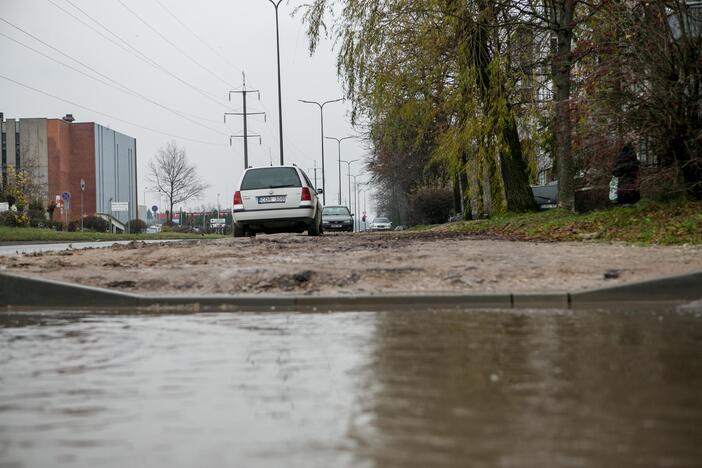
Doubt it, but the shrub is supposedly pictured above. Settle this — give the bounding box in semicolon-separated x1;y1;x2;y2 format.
28;199;44;211
27;208;46;224
0;211;29;227
127;219;147;233
82;215;109;232
67;220;80;232
409;186;454;225
29;217;52;229
51;221;65;231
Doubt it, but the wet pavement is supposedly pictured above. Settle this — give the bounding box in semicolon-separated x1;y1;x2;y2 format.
1;308;701;468
0;239;180;257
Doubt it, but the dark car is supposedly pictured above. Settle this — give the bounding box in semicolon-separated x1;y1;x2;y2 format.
322;206;354;232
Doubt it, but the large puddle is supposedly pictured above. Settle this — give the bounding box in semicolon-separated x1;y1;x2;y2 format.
1;309;701;467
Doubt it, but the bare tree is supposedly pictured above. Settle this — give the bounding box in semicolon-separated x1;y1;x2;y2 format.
148;141;209;222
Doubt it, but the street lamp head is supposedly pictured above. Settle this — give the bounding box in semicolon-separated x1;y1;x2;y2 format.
298;98;343;108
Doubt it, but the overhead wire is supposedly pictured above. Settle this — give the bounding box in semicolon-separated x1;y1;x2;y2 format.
57;0;235;112
145;0;322;163
0;73;227;147
149;0;282;154
153;0;247;79
116;0;236;90
0;28;230;136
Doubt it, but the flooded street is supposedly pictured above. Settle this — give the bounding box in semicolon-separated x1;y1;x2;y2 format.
1;308;702;468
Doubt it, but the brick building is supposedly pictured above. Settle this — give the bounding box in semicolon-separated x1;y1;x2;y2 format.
1;114;138;223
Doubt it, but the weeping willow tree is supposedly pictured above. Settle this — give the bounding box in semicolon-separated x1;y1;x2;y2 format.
300;0;537;213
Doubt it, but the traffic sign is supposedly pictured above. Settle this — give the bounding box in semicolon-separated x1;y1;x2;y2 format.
62;191;71;201
151;205;159;212
111;201;129;212
80;179;86;191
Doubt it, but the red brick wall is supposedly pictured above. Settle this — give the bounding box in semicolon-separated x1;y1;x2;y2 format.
47;120;96;222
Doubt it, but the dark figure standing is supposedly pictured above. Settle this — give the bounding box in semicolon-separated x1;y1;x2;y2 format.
613;143;640;205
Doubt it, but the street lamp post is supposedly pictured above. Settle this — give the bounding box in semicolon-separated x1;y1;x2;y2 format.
325;136;355;205
351;174;364;232
298;98;342;205
267;0;285;165
357;188;365;231
363;188;368;229
340;159;359;210
307;160;319;190
358;188;369;231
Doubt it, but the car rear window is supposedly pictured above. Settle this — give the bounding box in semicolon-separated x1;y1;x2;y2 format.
323;207;351;216
374;218;390;223
240;168;302;190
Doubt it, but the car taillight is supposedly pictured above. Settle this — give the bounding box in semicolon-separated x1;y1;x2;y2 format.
233;191;242;205
301;187;311;201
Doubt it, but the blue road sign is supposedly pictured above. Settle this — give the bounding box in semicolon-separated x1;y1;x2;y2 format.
151;205;159;212
62;191;71;201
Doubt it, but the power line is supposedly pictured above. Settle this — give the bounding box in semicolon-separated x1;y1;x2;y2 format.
116;0;235;89
0;73;226;146
55;0;234;112
153;0;245;77
149;0;287;158
0;16;137;98
0;28;229;136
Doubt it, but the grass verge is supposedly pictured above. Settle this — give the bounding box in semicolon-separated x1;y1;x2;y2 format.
0;226;225;243
436;200;702;245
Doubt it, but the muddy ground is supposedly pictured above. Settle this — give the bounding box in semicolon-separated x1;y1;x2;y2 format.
1;232;700;295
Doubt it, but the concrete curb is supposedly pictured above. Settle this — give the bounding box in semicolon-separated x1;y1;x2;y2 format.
0;271;700;312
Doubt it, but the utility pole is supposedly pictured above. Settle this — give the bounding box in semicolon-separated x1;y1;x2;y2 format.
298;98;343;205
225;73;266;169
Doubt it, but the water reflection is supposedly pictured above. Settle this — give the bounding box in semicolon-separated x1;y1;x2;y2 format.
1;309;701;468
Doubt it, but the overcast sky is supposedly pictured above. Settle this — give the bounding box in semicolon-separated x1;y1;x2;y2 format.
0;0;373;214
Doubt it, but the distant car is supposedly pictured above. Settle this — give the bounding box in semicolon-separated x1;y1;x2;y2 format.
531;181;558;210
370;217;393;231
146;225;161;234
232;165;323;237
322;206;354;232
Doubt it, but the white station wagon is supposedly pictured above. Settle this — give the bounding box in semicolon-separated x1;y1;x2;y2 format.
232;166;324;237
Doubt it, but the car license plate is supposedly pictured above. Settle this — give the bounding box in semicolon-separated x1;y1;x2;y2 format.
258;195;286;204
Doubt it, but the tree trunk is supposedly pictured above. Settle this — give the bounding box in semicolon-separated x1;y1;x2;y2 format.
459;152;470;217
500;112;538;211
169;190;174;223
475;1;536;212
552;0;576;210
468;151;483;217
